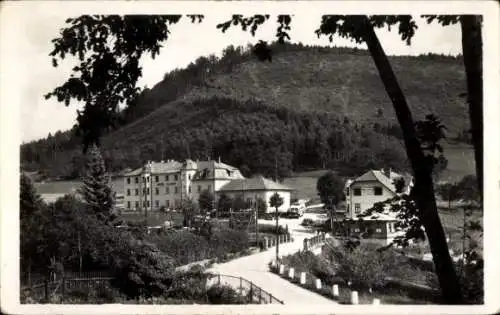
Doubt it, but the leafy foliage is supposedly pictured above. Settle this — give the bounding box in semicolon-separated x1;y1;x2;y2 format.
316;171;344;208
198;189;214;213
269;192;283;210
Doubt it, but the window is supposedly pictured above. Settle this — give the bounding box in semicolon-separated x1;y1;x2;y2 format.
188;175;191;180
147;200;150;207
127;178;131;184
354;203;361;213
165;175;169;181
143;188;146;195
155;188;159;195
127;201;131;209
135;189;138;196
127;189;130;196
174;174;178;181
354;188;361;196
197;185;201;193
166;187;170;194
135;177;139;184
155;175;159;182
175;187;179;194
155;200;159;207
147;188;150;195
354;228;360;233
135;201;139;209
166;200;170;207
188;186;192;193
374;187;383;196
376;228;382;233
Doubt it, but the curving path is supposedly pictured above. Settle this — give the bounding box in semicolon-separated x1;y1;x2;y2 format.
207;215;337;305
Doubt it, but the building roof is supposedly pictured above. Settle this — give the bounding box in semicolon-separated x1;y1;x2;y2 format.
347;169;412;194
124;159;241;178
353;212;398;221
218;175;293;192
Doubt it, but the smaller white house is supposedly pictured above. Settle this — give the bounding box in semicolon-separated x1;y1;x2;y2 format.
342;168;413;245
217;175;293;213
345;168;412;219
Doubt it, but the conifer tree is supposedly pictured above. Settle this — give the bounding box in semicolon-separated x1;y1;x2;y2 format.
79;144;117;225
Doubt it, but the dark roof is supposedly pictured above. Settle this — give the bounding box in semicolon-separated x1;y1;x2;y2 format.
219;175;293;192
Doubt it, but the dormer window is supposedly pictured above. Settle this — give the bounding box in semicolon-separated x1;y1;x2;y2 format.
354;188;361;196
374;187;383;195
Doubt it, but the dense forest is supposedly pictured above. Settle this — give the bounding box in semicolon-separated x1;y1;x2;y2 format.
21;43;469;180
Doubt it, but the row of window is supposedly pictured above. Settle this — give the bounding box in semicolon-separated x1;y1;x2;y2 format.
348;187;383;196
126;184;212;196
126;174;187;185
127;199;181;209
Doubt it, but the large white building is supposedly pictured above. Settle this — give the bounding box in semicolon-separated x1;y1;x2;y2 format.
122;158;244;211
122;159;292;212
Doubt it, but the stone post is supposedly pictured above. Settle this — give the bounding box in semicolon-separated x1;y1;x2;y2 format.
300;272;306;285
279;264;285;275
351;291;359;305
373;298;380;305
315;278;322;290
288;267;295;279
332;284;339;297
263;237;269;250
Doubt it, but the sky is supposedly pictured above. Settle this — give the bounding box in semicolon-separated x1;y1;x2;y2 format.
2;2;465;143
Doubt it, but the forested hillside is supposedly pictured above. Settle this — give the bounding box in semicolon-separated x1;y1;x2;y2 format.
21;43;470;180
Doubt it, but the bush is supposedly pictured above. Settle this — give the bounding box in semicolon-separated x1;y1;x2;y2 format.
210;228;249;259
258;224;288;235
207;285;243;304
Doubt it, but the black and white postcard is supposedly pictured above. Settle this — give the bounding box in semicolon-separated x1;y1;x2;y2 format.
1;1;499;314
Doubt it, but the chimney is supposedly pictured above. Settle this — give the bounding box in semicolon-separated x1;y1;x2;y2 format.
383;168;391;178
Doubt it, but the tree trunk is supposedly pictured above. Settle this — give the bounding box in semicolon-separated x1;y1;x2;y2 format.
361;16;463;304
460;15;483;202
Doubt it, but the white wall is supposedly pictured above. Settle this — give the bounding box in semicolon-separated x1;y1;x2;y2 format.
347;181;395;218
218;190;291;213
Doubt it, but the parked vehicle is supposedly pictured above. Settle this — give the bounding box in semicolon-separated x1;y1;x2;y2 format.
284;211;301;219
288;202;306;217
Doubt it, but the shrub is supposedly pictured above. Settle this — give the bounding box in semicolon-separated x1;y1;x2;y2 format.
207;285;242;304
258;224;288;235
210;228;249;259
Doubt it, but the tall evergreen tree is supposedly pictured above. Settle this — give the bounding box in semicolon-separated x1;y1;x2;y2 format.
79;144;117;225
20;173;45;283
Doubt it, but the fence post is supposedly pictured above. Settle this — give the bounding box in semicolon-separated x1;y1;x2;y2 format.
44;278;49;302
315;278;322;290
249;283;253;303
61;277;65;302
240;277;242;293
351;291;359;304
332;284;339;297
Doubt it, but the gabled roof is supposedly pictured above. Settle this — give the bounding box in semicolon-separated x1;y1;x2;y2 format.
347;169;411;194
219;175;293;192
124;160;183;176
